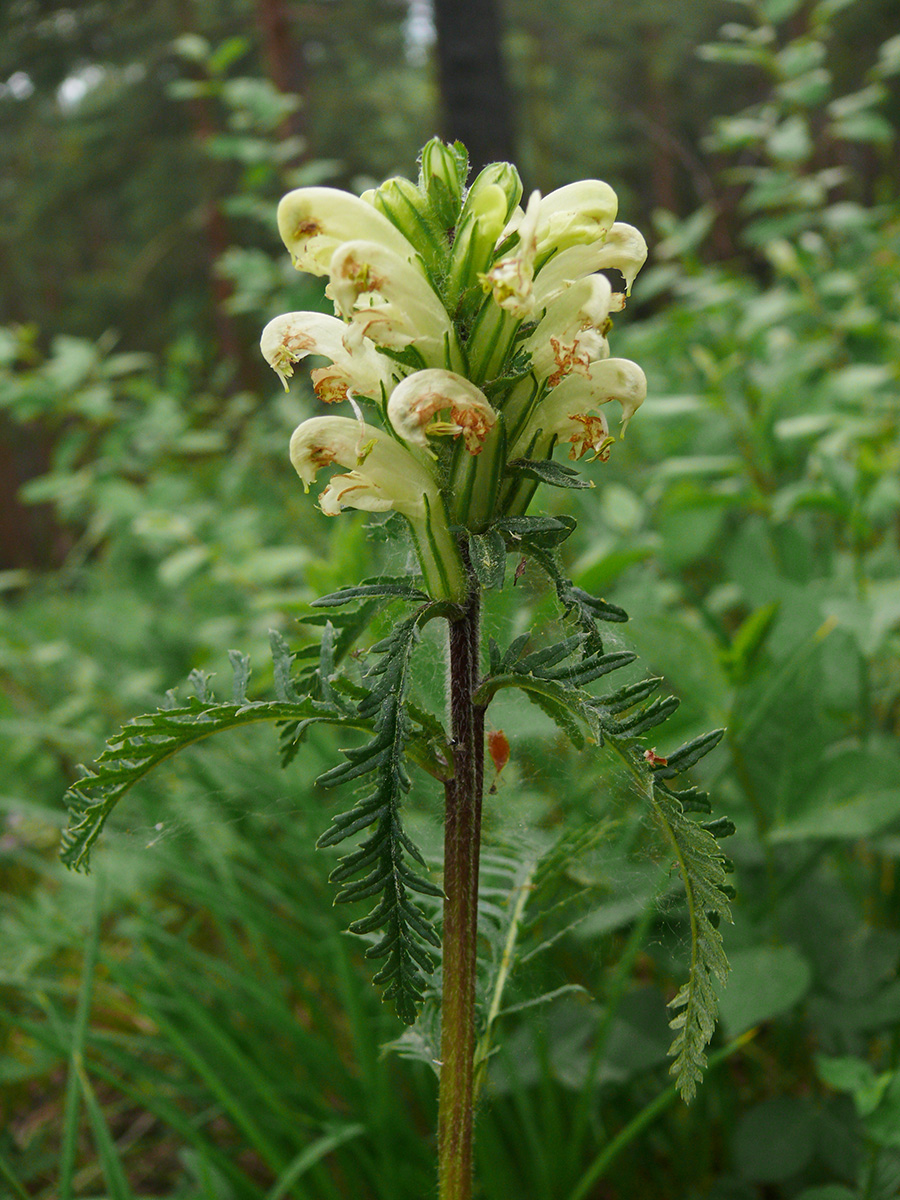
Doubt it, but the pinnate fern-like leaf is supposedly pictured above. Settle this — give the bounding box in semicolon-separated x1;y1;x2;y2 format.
60;641;343;873
61;589;447;1026
314;607;446;1024
525;542;628;651
474;634;637;747
311;576;430;608
645;745;730;1101
477;571;732;1100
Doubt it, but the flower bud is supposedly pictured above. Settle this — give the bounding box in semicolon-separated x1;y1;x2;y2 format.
419;138;468;225
445;162;524;306
369;176;446;273
469;161;523;223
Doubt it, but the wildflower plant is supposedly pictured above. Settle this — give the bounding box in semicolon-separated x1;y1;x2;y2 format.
61;140;734;1200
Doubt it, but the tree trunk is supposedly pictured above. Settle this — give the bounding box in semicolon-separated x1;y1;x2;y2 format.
432;0;515;174
253;0;307;147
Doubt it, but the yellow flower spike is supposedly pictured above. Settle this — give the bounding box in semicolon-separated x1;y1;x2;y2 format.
271;148;647;595
387;369;497;456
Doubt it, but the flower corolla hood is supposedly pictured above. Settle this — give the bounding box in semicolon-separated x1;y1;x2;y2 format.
289;415;435;519
260;311;395;401
534;223;649;312
277;187;420;276
326;240;459;368
387;370;497;455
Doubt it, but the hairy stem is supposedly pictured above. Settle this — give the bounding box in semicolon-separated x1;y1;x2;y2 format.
438;570;485;1200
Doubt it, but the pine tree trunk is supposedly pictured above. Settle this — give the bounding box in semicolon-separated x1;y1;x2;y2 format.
432;0;515;173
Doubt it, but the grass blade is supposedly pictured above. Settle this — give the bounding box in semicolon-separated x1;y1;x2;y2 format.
0;1150;32;1200
266;1125;366;1200
73;1052;136;1200
565;1030;756;1200
60;878;104;1200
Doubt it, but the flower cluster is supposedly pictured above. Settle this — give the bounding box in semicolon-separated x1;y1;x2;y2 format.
262;139;647;602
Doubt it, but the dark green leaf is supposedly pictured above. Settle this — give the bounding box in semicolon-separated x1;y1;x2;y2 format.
702;816;737;838
526;545;628;653
653;782;731;1101
506;458;594;490
496;514;578;548
474;672;600;744
601;677;663;714
311;577;428;607
612;695;680;735
314;611;443;1024
469;529;507;590
653;729;726;778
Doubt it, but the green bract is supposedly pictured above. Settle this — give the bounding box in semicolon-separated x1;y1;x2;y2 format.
263;138;648;603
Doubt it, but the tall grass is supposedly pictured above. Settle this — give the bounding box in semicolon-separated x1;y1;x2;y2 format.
3;718;728;1199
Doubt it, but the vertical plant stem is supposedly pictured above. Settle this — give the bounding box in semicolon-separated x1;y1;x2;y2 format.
438;566;485;1200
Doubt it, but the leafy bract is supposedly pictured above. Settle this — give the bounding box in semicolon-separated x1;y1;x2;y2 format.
506;458;595;490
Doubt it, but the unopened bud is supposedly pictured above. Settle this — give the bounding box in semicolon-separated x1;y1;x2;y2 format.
446;173;518;307
419;138;468;224
370;176;443;270
468;161;523;225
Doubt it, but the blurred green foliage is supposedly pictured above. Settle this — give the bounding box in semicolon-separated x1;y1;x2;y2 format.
1;0;900;1196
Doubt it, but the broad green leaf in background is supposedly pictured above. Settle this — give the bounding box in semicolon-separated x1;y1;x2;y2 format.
770;747;900;842
716;945;812;1037
816;1056;892;1116
732;1096;818;1183
817;1057;900;1150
